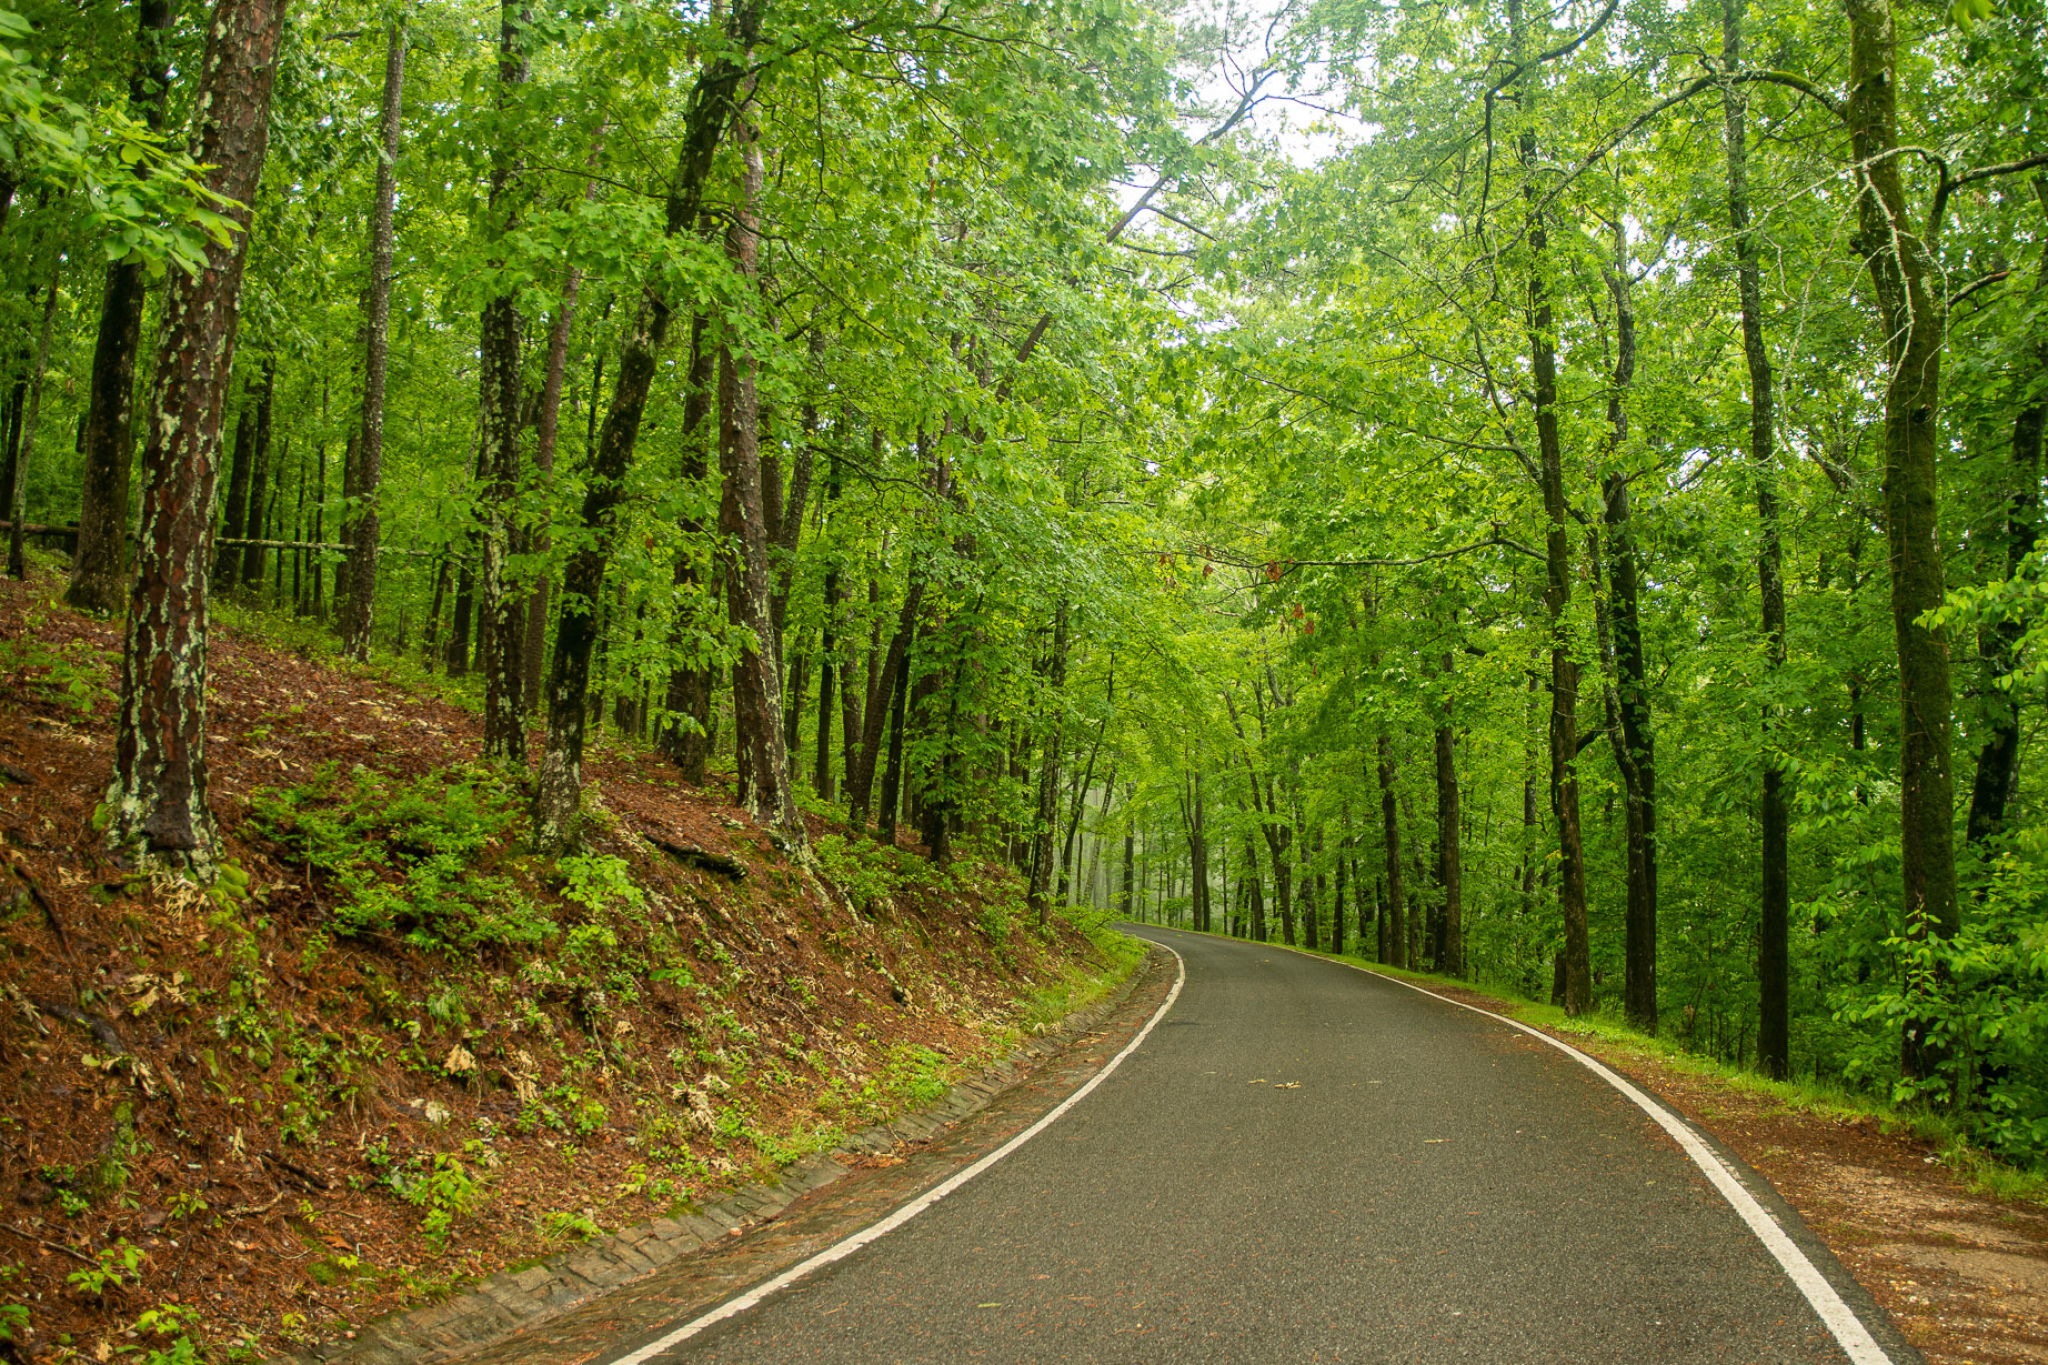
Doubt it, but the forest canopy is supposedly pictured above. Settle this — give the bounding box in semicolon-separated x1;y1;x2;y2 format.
2;0;2045;1161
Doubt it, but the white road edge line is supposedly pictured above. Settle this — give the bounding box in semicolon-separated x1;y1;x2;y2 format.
1209;931;1893;1365
606;946;1188;1364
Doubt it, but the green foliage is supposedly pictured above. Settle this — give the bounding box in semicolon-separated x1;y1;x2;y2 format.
534;1209;602;1244
0;605;113;715
65;1239;143;1299
373;1148;488;1252
0;1261;25;1347
250;764;554;953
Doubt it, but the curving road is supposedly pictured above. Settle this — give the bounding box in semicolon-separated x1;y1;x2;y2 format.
579;925;1915;1365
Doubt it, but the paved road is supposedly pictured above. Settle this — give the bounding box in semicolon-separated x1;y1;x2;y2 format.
607;927;1900;1364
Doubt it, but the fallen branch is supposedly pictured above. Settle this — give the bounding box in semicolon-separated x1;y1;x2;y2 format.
31;998;128;1055
226;1192;286;1219
643;832;747;880
0;1222;92;1264
263;1151;331;1191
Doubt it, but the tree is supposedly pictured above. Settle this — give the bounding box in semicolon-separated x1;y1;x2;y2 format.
105;0;290;870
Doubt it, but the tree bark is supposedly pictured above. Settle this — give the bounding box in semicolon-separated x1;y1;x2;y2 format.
716;113;800;837
214;401;254;581
1026;598;1069;922
1512;0;1592;1014
1843;0;1960;1082
813;456;842;798
1593;224;1659;1033
1435;652;1464;977
478;0;530;764
107;0;289;870
873;618;914;845
847;571;925;827
236;359;274;594
1722;0;1789;1075
523;144;604;708
342;16;405;660
656;319;718;780
1376;736;1406;968
66;0;176;613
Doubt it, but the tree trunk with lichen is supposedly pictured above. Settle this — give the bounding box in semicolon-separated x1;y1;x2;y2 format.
107;0;290;871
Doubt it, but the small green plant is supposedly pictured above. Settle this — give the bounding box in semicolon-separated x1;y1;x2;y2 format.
130;1302;205;1363
536;1209;602;1243
165;1189;209;1222
573;1096;609;1137
0;1262;26;1349
66;1240;144;1299
810;834;899;913
380;1151;487;1252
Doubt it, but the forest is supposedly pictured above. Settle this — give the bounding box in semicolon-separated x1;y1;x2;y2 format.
0;0;2044;1168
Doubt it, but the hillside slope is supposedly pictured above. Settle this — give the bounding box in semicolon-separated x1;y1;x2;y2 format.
0;561;1132;1363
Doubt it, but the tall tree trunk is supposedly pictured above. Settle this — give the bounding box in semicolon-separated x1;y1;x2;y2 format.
1597;226;1658;1032
5;265;60;580
1435;651;1463;977
1026;598;1070;921
66;0;176;613
107;0;289;870
1300;816;1319;952
847;571;925;827
1242;829;1267;941
1966;181;2048;846
1844;0;1960;1082
523;146;603;708
814;469;842;798
1512;0;1591;1013
478;0;530;764
874;620;914;845
342;16;405;660
1058;717;1106;902
1377;736;1406;967
237;358;274;594
0;378;24;535
534;1;762;852
1724;1;1789;1074
1120;782;1136;920
716;112;800;837
656;320;718;780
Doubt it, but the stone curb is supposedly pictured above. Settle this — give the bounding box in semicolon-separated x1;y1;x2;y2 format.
272;946;1161;1365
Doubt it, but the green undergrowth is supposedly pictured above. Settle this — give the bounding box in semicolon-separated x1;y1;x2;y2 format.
1153;923;2048;1205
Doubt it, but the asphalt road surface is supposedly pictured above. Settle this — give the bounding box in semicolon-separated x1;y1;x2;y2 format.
605;926;1908;1365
